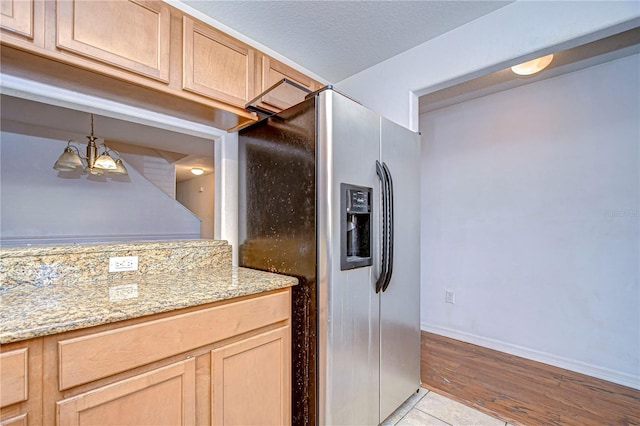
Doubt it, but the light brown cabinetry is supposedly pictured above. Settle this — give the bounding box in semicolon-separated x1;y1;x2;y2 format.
0;340;43;426
212;326;291;425
0;0;43;48
0;414;26;426
57;359;196;425
0;1;322;130
259;55;322;110
0;0;33;39
183;16;256;107
56;0;171;82
26;288;292;425
0;0;258;130
0;349;27;408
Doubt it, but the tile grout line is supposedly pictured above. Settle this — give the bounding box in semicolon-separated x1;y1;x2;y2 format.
410;404;453;426
410;389;509;426
391;388;431;425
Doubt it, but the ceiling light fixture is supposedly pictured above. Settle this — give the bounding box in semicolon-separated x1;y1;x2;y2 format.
511;54;554;76
53;113;128;177
191;167;204;176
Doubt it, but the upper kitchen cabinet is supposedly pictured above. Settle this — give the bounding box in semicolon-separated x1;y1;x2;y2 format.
259;55;322;111
0;0;44;47
183;16;256;107
0;0;33;39
0;0;322;131
56;0;171;82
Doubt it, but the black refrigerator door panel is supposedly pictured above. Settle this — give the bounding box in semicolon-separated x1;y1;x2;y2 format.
238;97;318;426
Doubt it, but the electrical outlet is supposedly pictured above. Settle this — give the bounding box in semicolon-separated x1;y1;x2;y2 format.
445;290;455;304
109;256;138;272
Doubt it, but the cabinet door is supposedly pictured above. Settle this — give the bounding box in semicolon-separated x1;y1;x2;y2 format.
0;340;42;426
0;348;27;409
0;0;33;39
211;327;291;425
57;359;195;426
183;16;255;107
56;0;170;82
0;414;27;426
261;56;321;110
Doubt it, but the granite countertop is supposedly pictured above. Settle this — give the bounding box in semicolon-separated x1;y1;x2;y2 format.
0;266;298;344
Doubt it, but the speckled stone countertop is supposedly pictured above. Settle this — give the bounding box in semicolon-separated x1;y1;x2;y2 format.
1;240;233;290
0;266;297;344
0;240;297;344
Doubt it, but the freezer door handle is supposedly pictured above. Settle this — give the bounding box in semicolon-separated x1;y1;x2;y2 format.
382;162;394;292
375;160;388;293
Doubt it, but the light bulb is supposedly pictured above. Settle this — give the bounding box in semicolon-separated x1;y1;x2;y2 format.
511;54;554;76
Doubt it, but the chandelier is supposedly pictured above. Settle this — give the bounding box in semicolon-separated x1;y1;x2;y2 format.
53;114;128;176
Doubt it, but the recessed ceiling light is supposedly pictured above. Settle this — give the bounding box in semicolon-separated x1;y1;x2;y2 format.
191;167;204;175
511;54;554;76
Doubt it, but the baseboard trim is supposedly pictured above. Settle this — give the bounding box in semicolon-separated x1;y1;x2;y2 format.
421;323;639;390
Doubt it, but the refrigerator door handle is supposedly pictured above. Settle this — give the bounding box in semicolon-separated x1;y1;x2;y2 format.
375;160;388;294
382;162;394;292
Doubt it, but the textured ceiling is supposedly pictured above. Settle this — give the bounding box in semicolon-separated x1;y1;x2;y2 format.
181;1;513;83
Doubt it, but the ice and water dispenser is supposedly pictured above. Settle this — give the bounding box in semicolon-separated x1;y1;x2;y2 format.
340;183;373;270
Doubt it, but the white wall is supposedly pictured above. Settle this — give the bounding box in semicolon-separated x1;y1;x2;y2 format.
0;132;201;245
177;173;215;239
121;152;176;199
337;1;640;131
214;131;238;265
420;54;640;388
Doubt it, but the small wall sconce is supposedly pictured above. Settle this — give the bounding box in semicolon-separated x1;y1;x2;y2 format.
53;113;128;176
191;167;204;176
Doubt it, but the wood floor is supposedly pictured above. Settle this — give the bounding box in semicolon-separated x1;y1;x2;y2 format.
420;331;640;426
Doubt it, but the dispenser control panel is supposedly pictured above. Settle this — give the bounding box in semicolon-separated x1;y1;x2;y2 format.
341;183;373;270
347;189;370;213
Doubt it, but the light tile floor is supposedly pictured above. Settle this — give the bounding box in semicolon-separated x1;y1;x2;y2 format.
382;388;516;426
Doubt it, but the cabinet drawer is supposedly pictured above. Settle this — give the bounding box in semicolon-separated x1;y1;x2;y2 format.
0;348;28;408
58;290;290;390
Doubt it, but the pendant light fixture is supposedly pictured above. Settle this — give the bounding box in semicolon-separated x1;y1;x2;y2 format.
53;114;128;177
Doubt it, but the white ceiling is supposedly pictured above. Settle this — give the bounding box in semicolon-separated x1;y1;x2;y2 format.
181;0;513;83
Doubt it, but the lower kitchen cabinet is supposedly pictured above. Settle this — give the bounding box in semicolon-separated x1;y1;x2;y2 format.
212;326;291;425
57;359;196;425
1;288;291;426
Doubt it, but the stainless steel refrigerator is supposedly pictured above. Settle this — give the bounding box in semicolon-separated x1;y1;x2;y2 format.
239;88;420;425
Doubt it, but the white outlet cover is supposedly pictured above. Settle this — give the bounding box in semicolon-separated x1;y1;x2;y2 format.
445;290;455;304
108;256;139;273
